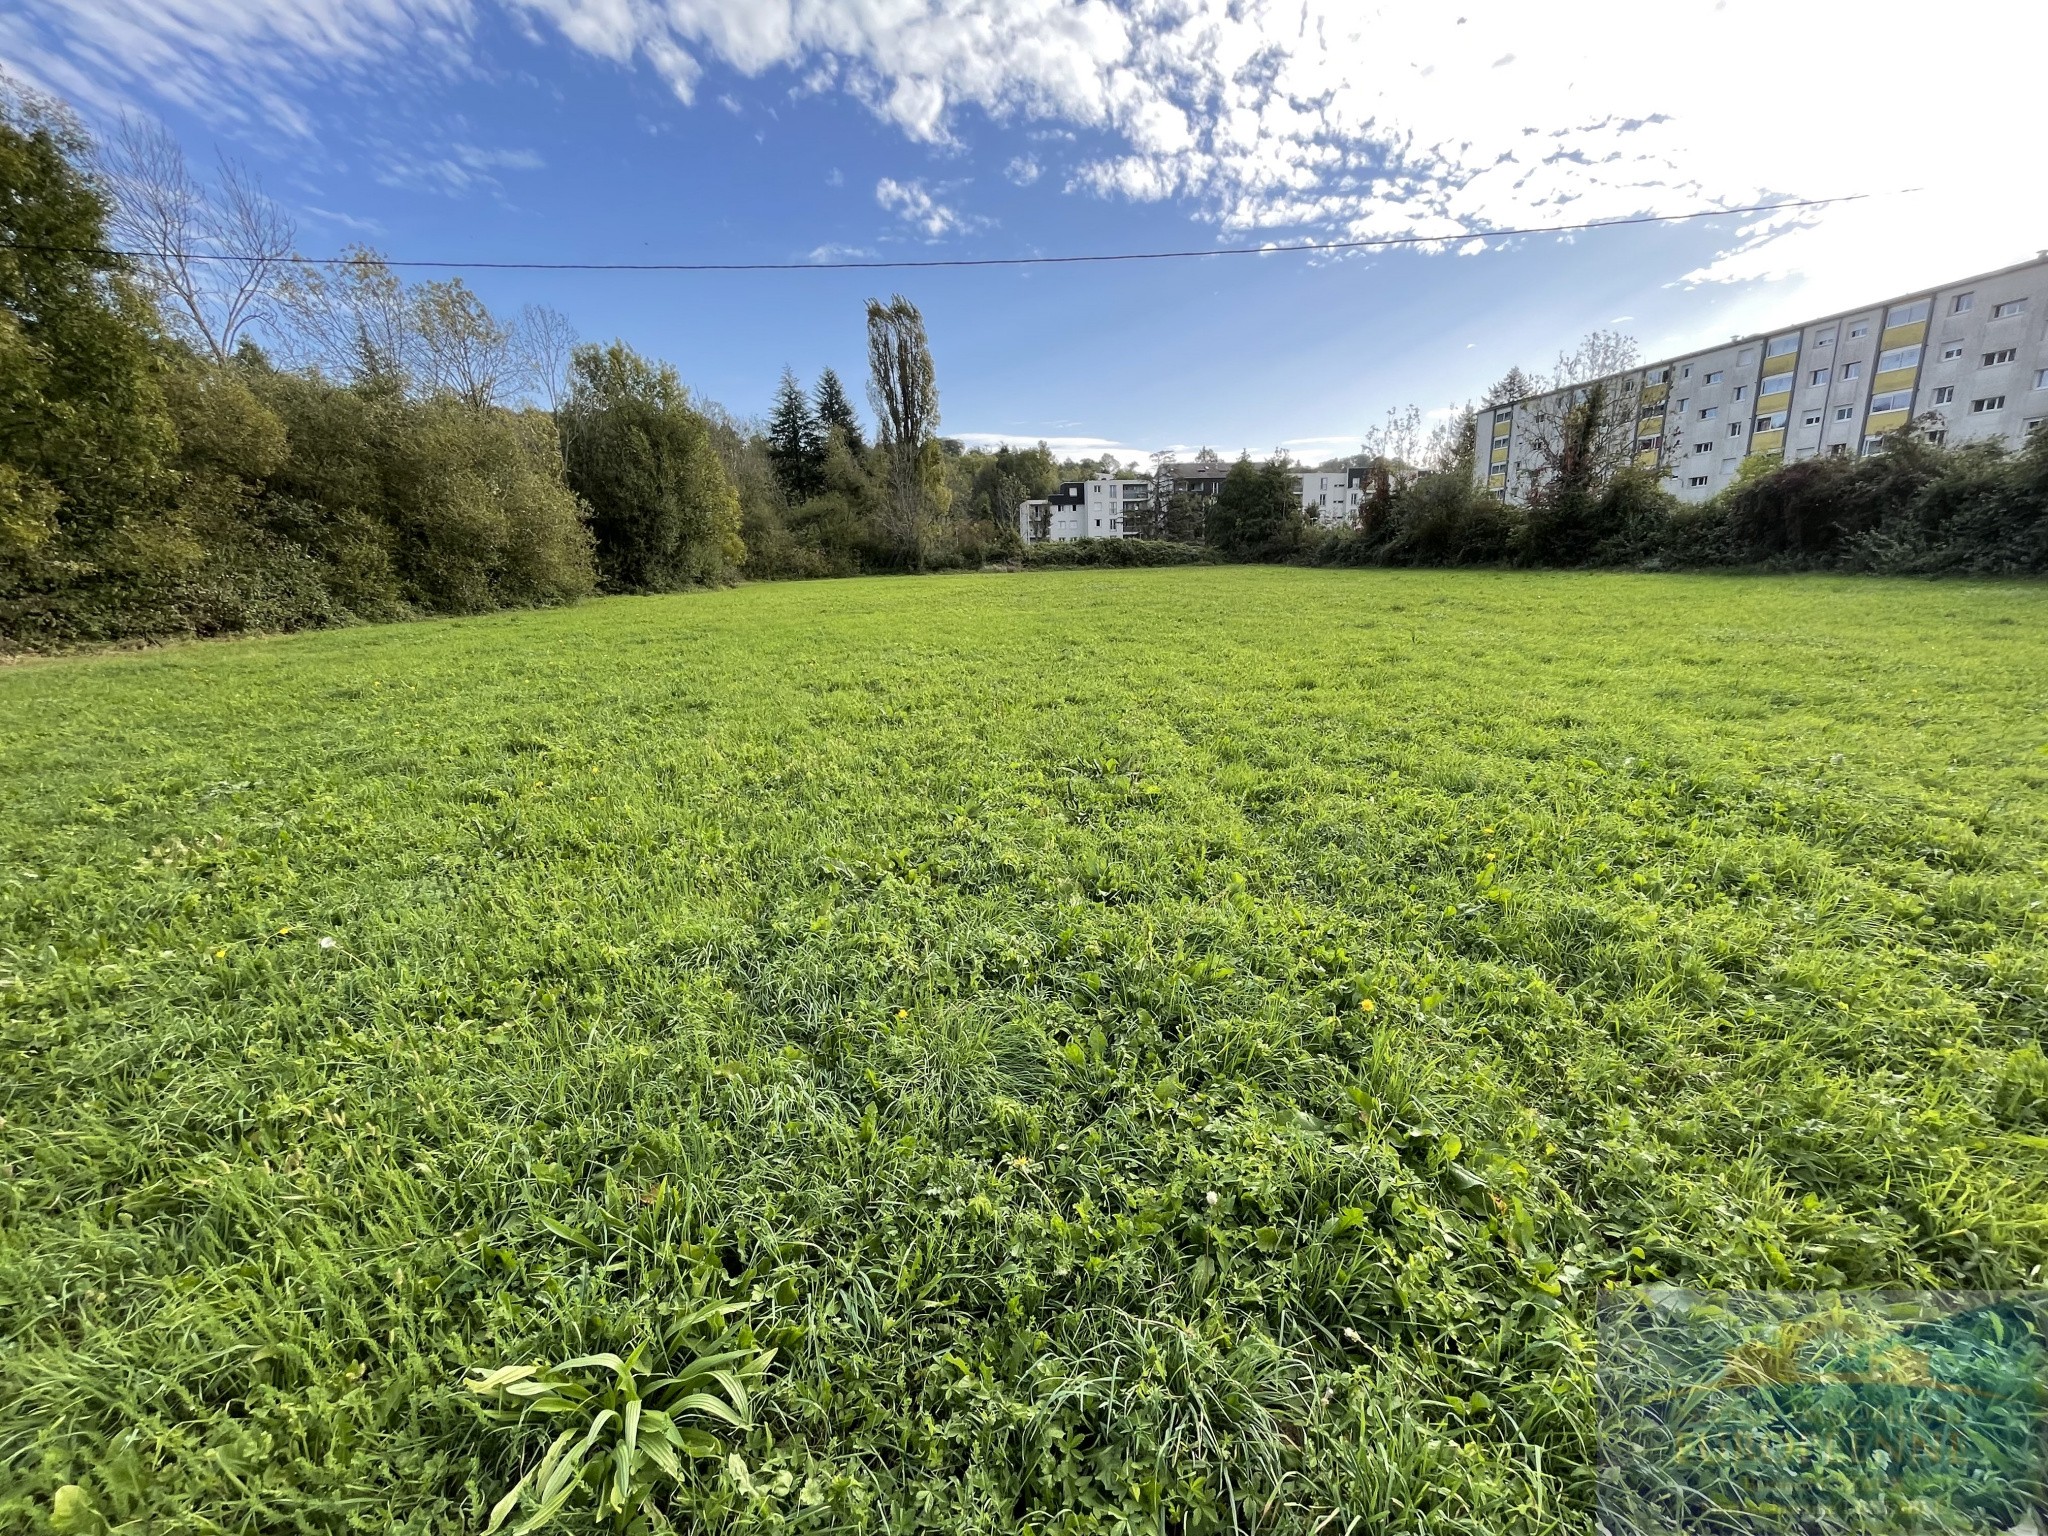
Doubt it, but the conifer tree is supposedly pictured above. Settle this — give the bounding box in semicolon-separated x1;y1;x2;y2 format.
813;366;865;455
766;366;826;504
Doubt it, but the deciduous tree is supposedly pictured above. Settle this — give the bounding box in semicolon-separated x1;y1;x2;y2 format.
558;341;743;591
865;295;947;568
104;115;293;365
0;80;180;631
1206;455;1303;554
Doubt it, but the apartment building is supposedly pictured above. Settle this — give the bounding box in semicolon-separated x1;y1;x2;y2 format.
1017;477;1154;543
1479;252;2048;505
1155;460;1230;499
1299;468;1365;527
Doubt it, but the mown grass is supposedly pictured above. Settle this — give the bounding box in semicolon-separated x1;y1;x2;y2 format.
3;566;2045;1534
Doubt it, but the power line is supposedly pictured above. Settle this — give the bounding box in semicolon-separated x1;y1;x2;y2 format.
6;194;1867;275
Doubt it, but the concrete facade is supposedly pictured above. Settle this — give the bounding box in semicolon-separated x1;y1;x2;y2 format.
1480;253;2048;505
1018;478;1155;544
1298;469;1365;527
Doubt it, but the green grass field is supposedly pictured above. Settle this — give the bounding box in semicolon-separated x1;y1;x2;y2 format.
4;567;2046;1534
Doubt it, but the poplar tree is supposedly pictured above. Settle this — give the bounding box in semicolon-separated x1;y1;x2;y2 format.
865;295;946;568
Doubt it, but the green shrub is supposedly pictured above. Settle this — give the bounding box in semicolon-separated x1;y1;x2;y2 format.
1015;537;1210;568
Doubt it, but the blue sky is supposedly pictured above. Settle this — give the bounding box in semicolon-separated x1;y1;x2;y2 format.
7;0;2042;462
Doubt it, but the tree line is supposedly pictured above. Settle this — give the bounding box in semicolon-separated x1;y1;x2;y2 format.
0;83;1089;649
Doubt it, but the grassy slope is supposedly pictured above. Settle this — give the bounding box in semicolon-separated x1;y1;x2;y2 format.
2;568;2045;1533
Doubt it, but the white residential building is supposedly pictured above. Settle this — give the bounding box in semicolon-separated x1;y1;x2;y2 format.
1298;469;1365;527
1018;478;1155;543
1479;252;2048;505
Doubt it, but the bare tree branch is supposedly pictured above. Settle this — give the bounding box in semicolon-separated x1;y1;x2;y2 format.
518;303;578;414
103;117;293;363
275;245;417;388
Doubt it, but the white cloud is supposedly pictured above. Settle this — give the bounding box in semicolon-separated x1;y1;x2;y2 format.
10;0;2043;309
875;176;978;238
1;0;472;134
1005;155;1040;187
805;241;874;263
378;141;544;194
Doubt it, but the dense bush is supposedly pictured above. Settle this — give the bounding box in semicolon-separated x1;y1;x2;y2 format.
1297;429;2048;577
1013;537;1210;569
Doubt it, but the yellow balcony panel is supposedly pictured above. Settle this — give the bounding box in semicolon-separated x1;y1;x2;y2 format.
1761;352;1798;377
1490;444;1510;464
1487;470;1507;487
1748;430;1786;455
1866;408;1910;434
1641;382;1669;406
1872;367;1918;394
1637;414;1664;434
1880;320;1927;349
1635;448;1662;467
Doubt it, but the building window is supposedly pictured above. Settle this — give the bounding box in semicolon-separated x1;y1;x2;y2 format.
1992;298;2028;319
1734;385;1749;401
1810;368;1830;386
1877;344;1922;371
1760;374;1792;396
1924;429;1947;445
1982;348;2018;366
1704;370;1724;384
1834;405;1855;421
1869;390;1915;413
1841;361;1863;380
1699;406;1718;420
1674;397;1688;413
1681;365;1692;378
1971;396;2006;413
1849;324;1869;339
1941;342;1965;360
1932;385;1955;405
1728;422;1745;437
1636;436;1660;451
2035;368;2048;390
1814;329;1835;347
1766;334;1800;358
1803;410;1823;426
1737;349;1754;365
1721;458;1739;472
1647;367;1669;383
1693;441;1713;454
1861;436;1888;454
2027;418;2046;434
1688;475;1709;488
1886;299;1930;327
1951;292;1974;314
1826;443;1848;457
